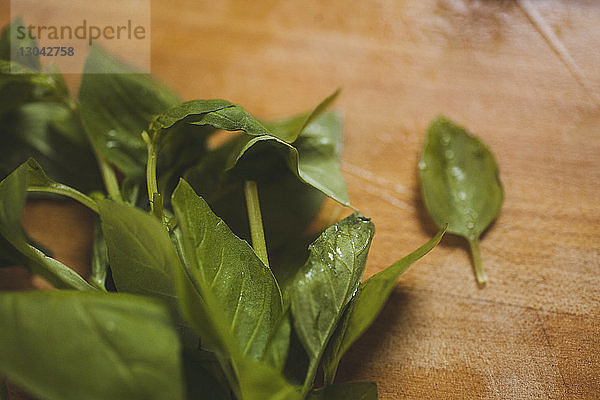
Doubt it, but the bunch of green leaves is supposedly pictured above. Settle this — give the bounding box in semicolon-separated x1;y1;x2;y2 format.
0;20;446;400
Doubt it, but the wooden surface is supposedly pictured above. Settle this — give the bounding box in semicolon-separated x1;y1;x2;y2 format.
1;0;599;399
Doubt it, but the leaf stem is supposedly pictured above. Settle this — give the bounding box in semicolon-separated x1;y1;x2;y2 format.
27;185;99;214
468;237;487;284
244;181;269;268
142;131;165;223
62;97;123;203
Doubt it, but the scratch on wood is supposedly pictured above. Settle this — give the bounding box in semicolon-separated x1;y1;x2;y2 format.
517;0;600;106
342;162;412;210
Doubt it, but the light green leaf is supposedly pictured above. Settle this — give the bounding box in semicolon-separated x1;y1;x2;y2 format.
307;381;378;400
419;116;503;283
98;199;181;317
0;159;95;290
79;45;180;178
0;290;184;400
322;226;446;383
289;212;374;392
171;179;295;399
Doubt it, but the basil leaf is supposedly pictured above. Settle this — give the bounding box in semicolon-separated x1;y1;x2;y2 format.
171;179;283;360
0;102;103;193
0;18;41;70
322;226;446;383
98;200;181;318
419;116;503;283
289;212;374;391
307;381;378;400
0;159;95;290
171;180;298;399
0;290;184;400
79;45;180;178
261;88;340;143
152;98;349;207
262;309;292;372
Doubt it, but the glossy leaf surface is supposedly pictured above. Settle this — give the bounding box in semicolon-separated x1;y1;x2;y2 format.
322;226;446;383
289;212;374;390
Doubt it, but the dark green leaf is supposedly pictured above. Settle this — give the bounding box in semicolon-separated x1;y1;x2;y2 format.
289;213;374;390
98;200;181;317
79;45;180;178
0;290;184;400
0;102;103;193
171;180;298;399
307;381;378;400
419;116;503;283
182;349;232;400
262;309;292;372
322;226;446;383
0;159;95;290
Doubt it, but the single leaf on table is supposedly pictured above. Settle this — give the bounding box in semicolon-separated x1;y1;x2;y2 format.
0;159;95;290
79;45;181;179
0;102;103;193
322;226;446;384
171;180;296;399
98;200;181;318
0;290;184;400
289;212;374;392
307;381;378;400
419;116;503;283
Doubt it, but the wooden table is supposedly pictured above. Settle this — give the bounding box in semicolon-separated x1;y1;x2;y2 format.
1;1;599;398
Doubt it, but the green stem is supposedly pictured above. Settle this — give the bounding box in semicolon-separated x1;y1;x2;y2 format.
143;131;165;223
98;157;123;202
468;237;487;284
63;98;123;202
27;185;99;214
244;181;269;268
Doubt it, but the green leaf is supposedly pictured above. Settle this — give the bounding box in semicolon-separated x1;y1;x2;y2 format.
182;349;232;400
171;180;296;399
289;212;374;392
79;45;180;178
322;226;446;383
262;309;292;372
307;381;378;400
419;116;503;283
0;102;103;193
0;290;184;400
0;18;41;70
172;179;283;359
98;200;181;318
152;97;349;207
0;160;95;290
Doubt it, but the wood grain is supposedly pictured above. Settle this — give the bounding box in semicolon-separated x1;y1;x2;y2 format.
1;0;599;398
